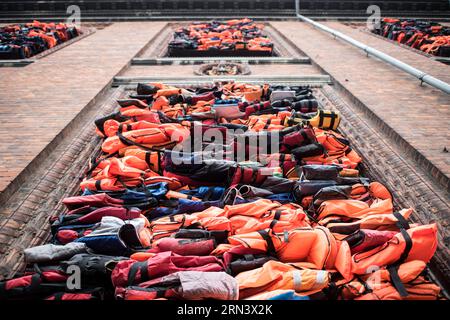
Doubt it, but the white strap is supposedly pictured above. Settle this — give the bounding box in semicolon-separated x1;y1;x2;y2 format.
293;270;302;292
316;270;328;284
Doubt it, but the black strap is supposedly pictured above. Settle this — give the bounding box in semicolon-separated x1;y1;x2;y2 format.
386;226;413;297
145;151;152;168
95;180;102;191
257;230;276;257
251;167;258;183
52;292;65;300
308;100;314;112
300;129;309;142
329;113;336;129
155;290;166;299
356;276;373;294
397;228;413;264
318;110;324;127
25;273;42;294
243;254;254;261
393;211;410;230
269;209;282;229
0;280;5;295
84;152;118;178
388;265;409;297
127;261;148;286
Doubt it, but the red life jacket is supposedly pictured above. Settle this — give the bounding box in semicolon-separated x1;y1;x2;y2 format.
111;251;225;287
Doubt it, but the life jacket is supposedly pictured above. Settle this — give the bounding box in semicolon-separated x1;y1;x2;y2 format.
163;151;236;187
228;226;341;270
291;99;318;113
285;110;341;131
95;110;161;138
75;216;152;256
223;199;309;234
236;260;329;299
130;237;216;260
179;186;225;201
300;164;359;181
51;206;142;234
244;114;289;132
136;83;160;95
323;208;414;235
262;153;297;179
222;246;278;276
336;260;441;300
101;124;190;154
315;198;394;222
307;181;391;214
44;288;105;300
86;156;150;180
344;229;397;254
306;130;361;168
80;177;142;192
60;253;128;287
279;126;317;153
228;165;278;187
115;271;238;300
222;83;264;102
149;207;231;243
0;268;68;300
62;193;124;211
350;223;438;275
148;197;222;220
240;101;272;118
123;148;163;175
111;251;225;288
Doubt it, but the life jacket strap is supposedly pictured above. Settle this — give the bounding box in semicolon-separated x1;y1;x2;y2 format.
127;261;149;287
243;254;255;261
387;225;413;297
388;265;409;298
393;211;410;230
52;292;65;300
257;229;276;257
292;270;302;292
263;118;272;130
269;209;282;229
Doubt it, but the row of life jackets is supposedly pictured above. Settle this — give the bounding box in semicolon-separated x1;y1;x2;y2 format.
0;20;80;59
0;82;442;301
169;19;273;54
373;18;450;57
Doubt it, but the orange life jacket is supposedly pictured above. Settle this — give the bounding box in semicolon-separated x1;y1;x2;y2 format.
337;260;441;300
236;260;329;299
350;224;438;275
101;124;190;154
228;226;341;270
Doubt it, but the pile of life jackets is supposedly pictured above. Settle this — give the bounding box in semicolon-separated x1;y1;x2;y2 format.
0;20;81;59
373;18;450;57
168;18;274;57
0;81;443;301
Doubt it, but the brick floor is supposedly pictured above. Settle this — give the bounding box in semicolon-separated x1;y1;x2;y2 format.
271;21;450;185
0;21;166;196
